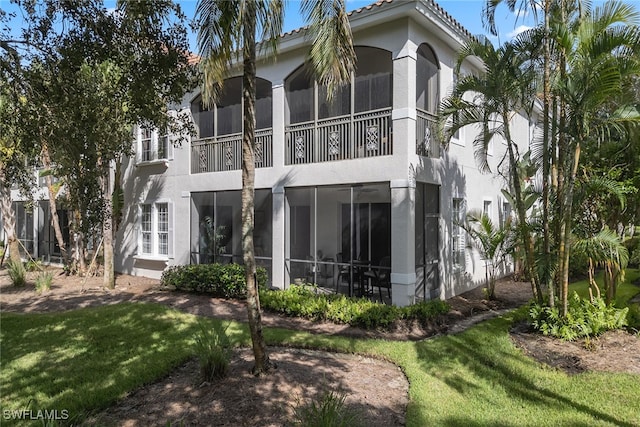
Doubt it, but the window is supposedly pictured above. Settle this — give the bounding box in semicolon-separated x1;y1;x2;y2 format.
483;200;492;218
452;198;465;271
501;201;512;227
137;125;172;164
138;202;173;259
416;43;439;114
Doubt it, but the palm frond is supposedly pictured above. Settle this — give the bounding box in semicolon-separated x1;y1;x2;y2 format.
301;0;355;99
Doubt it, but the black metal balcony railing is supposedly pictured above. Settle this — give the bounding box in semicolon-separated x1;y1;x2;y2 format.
285;108;392;165
191;128;273;173
416;109;440;158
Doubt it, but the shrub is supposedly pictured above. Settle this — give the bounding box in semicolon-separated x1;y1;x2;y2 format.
624;237;640;267
529;292;628;341
35;271;53;294
161;263;268;299
7;260;27;287
292;389;362;427
194;321;232;381
24;259;43;272
259;285;449;330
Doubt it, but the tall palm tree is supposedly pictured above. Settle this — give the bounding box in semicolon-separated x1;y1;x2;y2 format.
440;37;544;302
195;0;356;375
553;0;640;315
483;0;557;306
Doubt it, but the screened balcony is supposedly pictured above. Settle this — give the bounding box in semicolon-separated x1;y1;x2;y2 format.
416;43;441;158
284;47;393;165
191;77;273;173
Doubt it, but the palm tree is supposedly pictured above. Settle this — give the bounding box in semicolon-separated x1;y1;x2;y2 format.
483;0;556;305
195;0;356;375
553;0;640;315
461;210;514;300
572;229;629;304
440;37;544;303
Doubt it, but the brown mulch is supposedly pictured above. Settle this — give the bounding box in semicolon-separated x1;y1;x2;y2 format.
1;267;639;426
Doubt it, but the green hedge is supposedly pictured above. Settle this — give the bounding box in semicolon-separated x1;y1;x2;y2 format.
161;263;268;299
259;285;450;330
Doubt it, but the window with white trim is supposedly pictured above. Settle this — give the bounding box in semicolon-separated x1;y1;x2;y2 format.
138;202;173;259
483;199;492;219
136;125;173;164
452;198;466;271
501;201;512;227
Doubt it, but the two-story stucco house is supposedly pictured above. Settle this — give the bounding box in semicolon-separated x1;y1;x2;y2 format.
9;0;535;306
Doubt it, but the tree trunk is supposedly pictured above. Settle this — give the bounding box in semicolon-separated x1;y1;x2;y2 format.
242;5;273;376
100;162;115;289
542;0;553;306
503;111;543;303
0;165;21;266
41;144;70;266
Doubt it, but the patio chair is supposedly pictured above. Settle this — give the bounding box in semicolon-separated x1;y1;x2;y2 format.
363;256;391;301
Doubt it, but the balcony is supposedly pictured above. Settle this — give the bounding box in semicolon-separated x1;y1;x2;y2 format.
191;128;273;173
416;109;440;158
285;108;392;165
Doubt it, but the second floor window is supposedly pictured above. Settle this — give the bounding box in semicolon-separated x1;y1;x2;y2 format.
136;125;172;164
416;43;439;115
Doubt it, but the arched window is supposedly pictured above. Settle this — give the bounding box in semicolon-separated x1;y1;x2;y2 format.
285;47;392;123
286;65;314;124
416;43;439;114
192;77;273;138
354;47;392;113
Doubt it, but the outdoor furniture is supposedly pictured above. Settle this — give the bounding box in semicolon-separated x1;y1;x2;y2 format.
363;256;391;301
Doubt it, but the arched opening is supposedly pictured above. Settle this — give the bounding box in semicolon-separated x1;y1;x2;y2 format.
190;77;273;173
416;43;439;114
283;46;393;164
416;43;440;157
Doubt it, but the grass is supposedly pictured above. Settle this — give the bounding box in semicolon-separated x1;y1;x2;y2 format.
570;268;640;307
2;302;639;426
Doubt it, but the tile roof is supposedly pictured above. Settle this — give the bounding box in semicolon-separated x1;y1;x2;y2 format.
281;0;472;39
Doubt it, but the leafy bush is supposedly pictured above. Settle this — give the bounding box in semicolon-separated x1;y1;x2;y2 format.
24;259;43;272
529;292;628;341
291;389;362;427
35;271;53;294
161;263;268;299
626;304;640;331
7;260;27;287
194;321;232;381
259;285;449;330
624;237;640;267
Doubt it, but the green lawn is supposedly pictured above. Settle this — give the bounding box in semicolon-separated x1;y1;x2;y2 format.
569;268;640;307
2;301;639;426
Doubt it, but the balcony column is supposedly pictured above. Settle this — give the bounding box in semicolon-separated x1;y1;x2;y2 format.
392;41;417;161
271;185;286;289
272;81;285;169
390;179;416;307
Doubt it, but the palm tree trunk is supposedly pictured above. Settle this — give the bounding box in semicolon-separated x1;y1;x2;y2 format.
542;0;553;307
100;162;115;289
503;111;543;303
41;144;70;267
0;164;21;266
242;4;273;376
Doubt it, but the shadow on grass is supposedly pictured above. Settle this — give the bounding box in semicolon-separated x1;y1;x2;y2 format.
411;313;638;426
1;303;406;426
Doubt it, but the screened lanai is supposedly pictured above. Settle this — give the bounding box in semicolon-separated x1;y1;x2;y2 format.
190;190;273;282
285;183;392;300
190;76;273;173
284;47;393;165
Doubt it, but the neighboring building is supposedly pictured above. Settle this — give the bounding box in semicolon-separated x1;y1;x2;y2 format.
9;0;535;306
